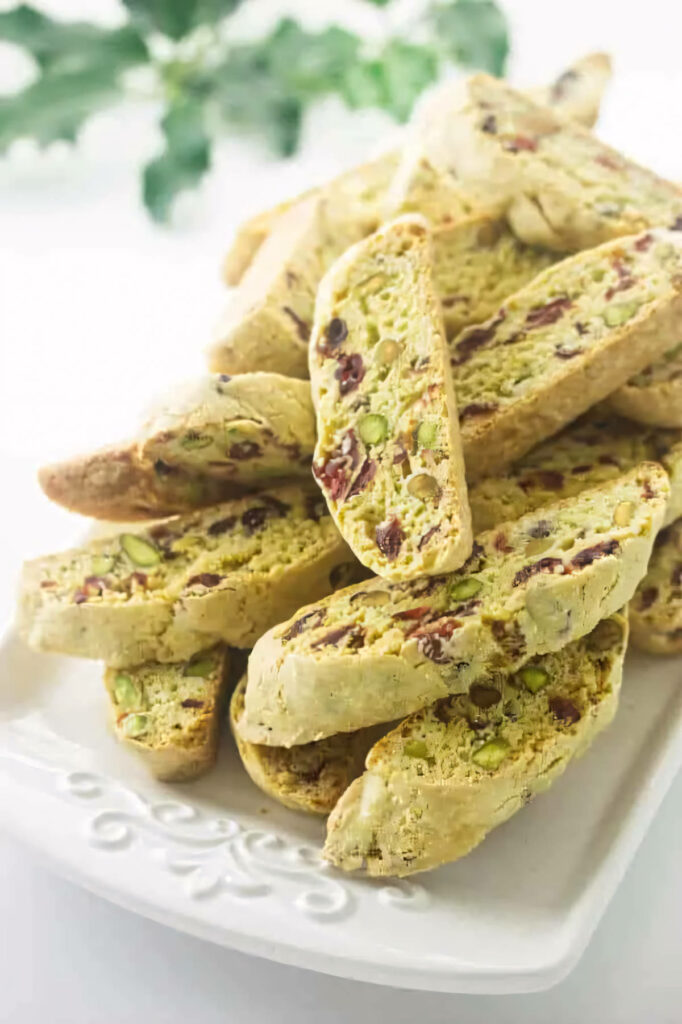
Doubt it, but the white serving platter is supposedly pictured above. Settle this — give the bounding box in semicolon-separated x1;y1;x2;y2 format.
0;626;680;994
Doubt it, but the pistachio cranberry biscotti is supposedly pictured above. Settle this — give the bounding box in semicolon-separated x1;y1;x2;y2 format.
630;520;682;654
325;612;627;877
104;646;230;782
19;485;358;666
230;677;384;815
309;216;472;581
527;51;612;129
39;374;316;521
222;151;399;287
469;410;682;533
608;343;682;428
238;465;668;747
418;73;682;252
450;228;682;479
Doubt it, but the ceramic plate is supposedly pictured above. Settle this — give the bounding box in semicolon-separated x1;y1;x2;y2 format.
0;626;680;994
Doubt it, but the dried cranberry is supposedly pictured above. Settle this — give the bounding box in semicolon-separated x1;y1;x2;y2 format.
241;507;268;533
605;259;634;300
481;114;497;133
347;457;377;498
282;609;325;642
311;624;365;649
73;589;88;604
418;525;440;550
459;402;499;421
525;296;572;329
392;445;409;465
518;469;564;492
451;318;501;365
490;619;527;660
550;69;577;102
555;345;584;359
671;215;682;231
129;572;148;588
313;430;360;502
325;318;348;347
376;518;404;561
229;441;261;460
469;683;501;709
413;618;460;663
513;557;564;587
334;353;365;396
642;480;656;501
595;153;622;171
282;306;309;342
598;453;619;467
181;699;204;709
503;135;537;153
392;605;432;622
207;515;236;536
305;494;327;522
186;573;222;589
634;233;654;252
570;539;619;570
493;532;512;553
637;586;659;610
549;696;581;724
672;564;682;588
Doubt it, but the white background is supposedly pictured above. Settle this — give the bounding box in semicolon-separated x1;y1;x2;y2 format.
1;0;681;1020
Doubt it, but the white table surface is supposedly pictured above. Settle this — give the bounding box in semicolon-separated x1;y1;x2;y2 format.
1;0;681;1019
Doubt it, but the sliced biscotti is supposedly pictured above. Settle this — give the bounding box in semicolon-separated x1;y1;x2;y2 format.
432;213;556;340
608;343;682;428
222;152;399;287
309;216;471;581
630;520;682;654
451;228;682;479
230;676;382;814
325;612;627;877
39;374;316;521
419;74;682;252
104;646;230;782
528;52;612;129
19;485;358;666
469;411;682;533
38;443;234;522
239;465;667;747
209;196;327;378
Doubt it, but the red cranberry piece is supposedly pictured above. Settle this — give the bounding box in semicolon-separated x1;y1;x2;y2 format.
375;518;404;561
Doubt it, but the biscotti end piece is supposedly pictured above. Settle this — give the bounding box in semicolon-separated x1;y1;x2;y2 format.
19;485;358;666
608;342;682;428
105;645;229;782
208;196;325;379
529;52;612;128
419;73;682;252
310;215;472;581
239;465;667;747
222;202;293;286
630;520;682;654
138;372;316;486
38;443;232;522
452;228;682;479
230;676;379;814
324;612;627;877
469;410;682;533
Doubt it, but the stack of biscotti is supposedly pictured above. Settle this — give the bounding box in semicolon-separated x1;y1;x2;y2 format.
21;51;682;872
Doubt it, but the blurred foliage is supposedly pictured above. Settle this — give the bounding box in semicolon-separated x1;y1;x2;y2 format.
0;0;510;222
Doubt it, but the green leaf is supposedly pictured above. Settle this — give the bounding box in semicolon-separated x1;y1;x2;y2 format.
0;5;148;74
430;0;510;76
122;0;243;41
363;0;393;5
264;19;361;98
0;66;123;151
143;97;211;221
342;41;438;122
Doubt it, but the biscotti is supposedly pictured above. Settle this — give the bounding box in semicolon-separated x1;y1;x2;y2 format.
37;443;233;522
418;73;682;252
630;520;682;654
608;343;682;428
325;612;627;876
19;485;357;665
469;410;682;533
222;152;399;287
309;216;471;580
451;228;682;479
208;196;329;378
230;676;381;814
528;52;612;129
104;645;230;782
39;374;316;521
238;465;668;746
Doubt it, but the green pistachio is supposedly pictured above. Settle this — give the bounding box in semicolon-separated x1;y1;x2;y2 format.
113;673;141;711
519;665;549;693
181;432;213;450
407;473;440;501
91;555;114;575
121;713;150;739
404;739;429;759
358;413;388;445
416;421;438;448
471;737;510;770
120;533;161;567
603;300;640;327
183;656;215;678
449;577;482;601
